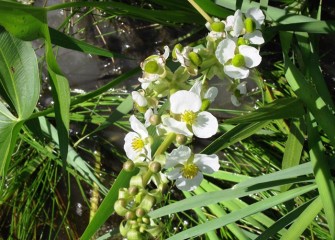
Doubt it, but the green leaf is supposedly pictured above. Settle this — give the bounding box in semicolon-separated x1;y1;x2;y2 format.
80;169;139;240
0;28;40;178
166;185;316;240
224;98;305;124
0;27;40;119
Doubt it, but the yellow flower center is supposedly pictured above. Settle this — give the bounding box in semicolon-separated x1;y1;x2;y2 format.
181;163;199;179
181;110;197;125
131;137;145;152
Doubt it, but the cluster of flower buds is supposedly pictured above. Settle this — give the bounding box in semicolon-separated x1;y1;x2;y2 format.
115;8;265;239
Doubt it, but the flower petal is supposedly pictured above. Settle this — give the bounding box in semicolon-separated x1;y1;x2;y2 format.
194;154;220;174
244;30;264;45
124;132;140;160
144;108;153;127
246;8;265;28
175;172;203;191
237;82;247;95
170;90;201;114
192;111;218;138
231;94;241;106
204;87;218;102
232;10;244;37
162;117;193;137
224;65;250;79
189;80;202;96
132;91;147;107
215;38;236;64
130;115;148;138
166;168;182;180
239;45;262;68
165;145;191;168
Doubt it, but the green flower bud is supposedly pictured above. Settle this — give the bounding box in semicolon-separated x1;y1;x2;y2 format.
149;114;161;125
244;18;256;33
188;52;202;66
237;37;247;46
231;54;245;67
201;99;211;111
136;207;146;217
144;60;159;74
125;211;136;220
127;229;144;240
175;134;187;145
149;161;162;173
114;199;128;216
139;194;156;212
123;160;135;172
128;186;139;196
172;43;183;60
134;104;147;114
142;217;150;224
210;21;225;32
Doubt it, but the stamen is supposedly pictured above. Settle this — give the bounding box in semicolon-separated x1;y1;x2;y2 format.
131;137;145;152
181;110;197;125
181;163;199;179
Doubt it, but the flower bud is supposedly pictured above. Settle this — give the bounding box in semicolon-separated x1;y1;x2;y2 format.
142;217;150;224
127;229;144;240
244;18;256;33
231;54;245;67
128;186;139;196
172;43;183;60
139;194;156;212
149;114;161;125
123;160;135;172
125;211;136;220
188;52;202;67
149;161;162;173
237;37;247;46
144;60;159;74
175;134;187;145
210;21;225;32
136;207;146;217
114;199;128;216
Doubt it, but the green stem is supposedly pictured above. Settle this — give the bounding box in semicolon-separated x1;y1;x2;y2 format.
153;132;176;157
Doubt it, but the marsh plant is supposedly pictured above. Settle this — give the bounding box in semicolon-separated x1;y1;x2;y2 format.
0;0;335;239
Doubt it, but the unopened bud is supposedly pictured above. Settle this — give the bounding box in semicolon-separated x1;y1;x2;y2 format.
123;160;135;172
188;52;202;66
237;37;247;46
140;194;156;212
149;114;161;125
244;18;256;33
175;134;187;145
128;186;139;196
149;161;162;173
210;21;225;32
136;207;146;217
125;211;136;220
127;229;144;240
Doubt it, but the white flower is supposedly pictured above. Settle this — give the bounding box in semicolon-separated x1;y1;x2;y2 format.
215;38;261;79
205;18;226;40
225;10;244;37
164;145;220;191
124;115;151;162
132;90;147;107
163;90;218;138
138;46;170;84
174;46;200;75
190;80;218;103
243;8;265;45
245;8;265;30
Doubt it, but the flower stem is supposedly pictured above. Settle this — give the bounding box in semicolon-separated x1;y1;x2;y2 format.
154;132;176;157
188;0;213;23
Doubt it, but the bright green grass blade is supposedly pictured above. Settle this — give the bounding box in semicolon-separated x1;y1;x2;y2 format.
280;196;322;240
80;169;139;240
194;0;232;18
256;197;315;240
202;121;271;154
283;52;335;148
166;184;317;240
48;27;124;59
306;113;335;238
267;20;335;34
149;170;313;219
205;170;250;183
281;119;305;191
224;98;304;124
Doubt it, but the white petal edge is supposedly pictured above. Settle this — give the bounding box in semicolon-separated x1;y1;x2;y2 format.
189;80;202;96
170;90;201;114
124;132;141;160
239;45;262;68
194;154;220;174
215;38;236;64
175;172;203;191
204;87;218;102
244;30;264;45
165;145;191;169
246;8;265;28
231;95;241;106
192;111;218;138
162;117;193;137
131;91;147;107
129;115;148;138
224;65;250;79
